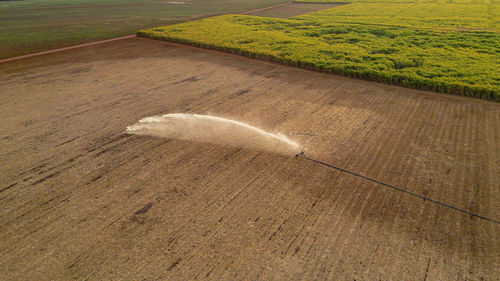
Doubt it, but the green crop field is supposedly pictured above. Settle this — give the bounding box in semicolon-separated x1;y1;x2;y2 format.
294;0;495;3
0;0;289;59
295;3;499;31
138;1;500;100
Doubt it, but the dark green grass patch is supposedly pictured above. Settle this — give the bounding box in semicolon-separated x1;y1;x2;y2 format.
0;0;289;59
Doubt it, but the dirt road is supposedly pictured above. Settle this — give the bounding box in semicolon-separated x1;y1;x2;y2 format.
0;38;498;280
244;2;346;18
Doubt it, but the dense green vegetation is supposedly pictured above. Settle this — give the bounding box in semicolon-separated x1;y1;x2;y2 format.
0;0;289;59
294;0;496;3
295;3;498;31
139;2;500;100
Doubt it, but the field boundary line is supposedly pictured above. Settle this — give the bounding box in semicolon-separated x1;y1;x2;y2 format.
302;155;500;224
138;39;496;104
0;35;136;64
240;2;292;15
0;2;291;64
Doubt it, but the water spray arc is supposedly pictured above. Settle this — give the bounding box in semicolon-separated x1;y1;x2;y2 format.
126;113;499;224
126;113;301;155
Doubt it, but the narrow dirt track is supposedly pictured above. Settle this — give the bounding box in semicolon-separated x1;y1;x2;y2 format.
244;2;345;18
0;35;137;64
0;38;499;280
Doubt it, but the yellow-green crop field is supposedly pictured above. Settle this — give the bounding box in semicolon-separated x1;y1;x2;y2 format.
139;2;500;100
294;0;496;3
295;3;499;31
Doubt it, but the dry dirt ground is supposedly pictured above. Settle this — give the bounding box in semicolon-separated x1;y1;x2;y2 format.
0;37;499;280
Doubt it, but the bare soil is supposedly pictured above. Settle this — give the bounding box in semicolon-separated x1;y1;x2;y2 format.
0;37;499;280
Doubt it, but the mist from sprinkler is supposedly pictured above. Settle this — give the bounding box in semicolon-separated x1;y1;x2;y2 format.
126;113;302;155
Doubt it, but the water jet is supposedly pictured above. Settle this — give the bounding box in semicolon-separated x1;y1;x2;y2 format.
126;113;301;155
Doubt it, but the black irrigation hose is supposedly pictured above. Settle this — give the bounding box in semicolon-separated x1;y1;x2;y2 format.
297;152;500;225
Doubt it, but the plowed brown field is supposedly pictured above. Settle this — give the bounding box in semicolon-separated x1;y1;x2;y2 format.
0;37;499;280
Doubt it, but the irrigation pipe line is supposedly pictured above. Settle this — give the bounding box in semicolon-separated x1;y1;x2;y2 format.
295;152;500;224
